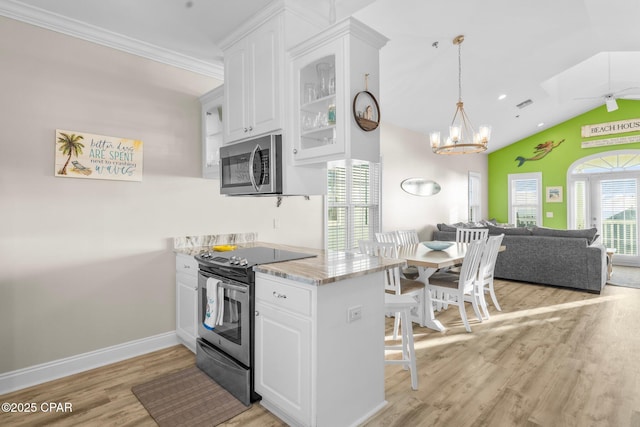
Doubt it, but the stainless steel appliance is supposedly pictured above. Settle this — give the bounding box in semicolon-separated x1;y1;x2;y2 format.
194;246;316;406
219;135;282;195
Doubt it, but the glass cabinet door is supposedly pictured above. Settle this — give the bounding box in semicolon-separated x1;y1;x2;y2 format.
300;55;336;149
293;46;344;163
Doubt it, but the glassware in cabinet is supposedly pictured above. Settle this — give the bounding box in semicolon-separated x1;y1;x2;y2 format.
295;54;340;161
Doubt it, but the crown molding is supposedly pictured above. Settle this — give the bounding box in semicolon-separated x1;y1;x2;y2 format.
0;0;223;79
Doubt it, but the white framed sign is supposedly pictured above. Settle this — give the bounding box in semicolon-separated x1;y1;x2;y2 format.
55;129;143;181
581;118;640;138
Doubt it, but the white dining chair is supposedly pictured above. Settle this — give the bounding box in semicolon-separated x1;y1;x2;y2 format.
424;239;485;332
358;240;425;330
394;229;420;279
455;227;488;243
358;240;419;389
475;234;505;318
395;229;420;245
374;231;398;244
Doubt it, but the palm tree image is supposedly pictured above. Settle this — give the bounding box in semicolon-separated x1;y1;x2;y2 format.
57;132;85;175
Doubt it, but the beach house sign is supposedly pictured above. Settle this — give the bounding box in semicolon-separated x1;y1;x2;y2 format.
581;118;640;148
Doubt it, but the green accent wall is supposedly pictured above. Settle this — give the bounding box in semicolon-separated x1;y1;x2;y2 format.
488;99;640;227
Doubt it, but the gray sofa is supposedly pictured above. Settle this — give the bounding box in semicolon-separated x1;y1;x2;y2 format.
433;224;607;293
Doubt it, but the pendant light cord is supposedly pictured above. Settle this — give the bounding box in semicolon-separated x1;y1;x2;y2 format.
458;41;463;103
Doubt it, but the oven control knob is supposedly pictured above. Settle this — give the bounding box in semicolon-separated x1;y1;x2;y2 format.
240;258;248;266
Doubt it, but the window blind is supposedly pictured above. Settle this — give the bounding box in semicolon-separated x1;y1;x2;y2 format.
468;172;481;222
600;178;637;255
509;174;541;227
326;160;380;251
573;180;587;229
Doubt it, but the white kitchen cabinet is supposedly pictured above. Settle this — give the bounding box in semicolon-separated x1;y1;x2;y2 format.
254;271;386;427
223;18;281;143
199;85;224;179
290;18;388;165
175;253;198;353
255;295;312;424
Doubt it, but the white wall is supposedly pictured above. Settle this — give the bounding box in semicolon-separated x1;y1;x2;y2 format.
379;122;488;240
0;17;323;374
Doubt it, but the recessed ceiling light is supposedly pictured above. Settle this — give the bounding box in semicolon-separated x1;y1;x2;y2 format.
498;94;507;100
537;122;544;127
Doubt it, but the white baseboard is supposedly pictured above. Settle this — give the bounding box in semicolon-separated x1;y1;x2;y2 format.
0;331;180;395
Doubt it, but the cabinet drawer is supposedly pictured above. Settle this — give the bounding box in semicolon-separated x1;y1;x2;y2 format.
256;276;312;317
175;254;198;277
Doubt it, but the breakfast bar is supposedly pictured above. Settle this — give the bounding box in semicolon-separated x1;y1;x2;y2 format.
252;243;403;427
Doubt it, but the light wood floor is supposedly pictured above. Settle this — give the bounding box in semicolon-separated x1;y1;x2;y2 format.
2;279;640;427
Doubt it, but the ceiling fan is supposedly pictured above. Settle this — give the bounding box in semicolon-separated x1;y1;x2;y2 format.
575;87;640;112
571;52;640;112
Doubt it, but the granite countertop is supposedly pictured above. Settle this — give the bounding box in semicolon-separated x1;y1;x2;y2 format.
252;243;405;286
174;239;404;286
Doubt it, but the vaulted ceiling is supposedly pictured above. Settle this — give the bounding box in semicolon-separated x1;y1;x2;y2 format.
2;0;640;152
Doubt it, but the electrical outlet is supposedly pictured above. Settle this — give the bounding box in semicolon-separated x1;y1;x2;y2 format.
347;305;362;323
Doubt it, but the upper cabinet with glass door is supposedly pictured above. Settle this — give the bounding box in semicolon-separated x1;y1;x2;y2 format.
199;85;224;179
290;18;388;165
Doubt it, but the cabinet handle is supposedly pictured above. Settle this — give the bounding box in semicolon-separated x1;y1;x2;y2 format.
293;148;298;154
255;311;260;317
183;264;191;269
244;127;248;132
248;126;253;131
272;291;287;299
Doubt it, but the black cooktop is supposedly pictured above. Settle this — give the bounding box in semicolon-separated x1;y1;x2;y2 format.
195;246;316;269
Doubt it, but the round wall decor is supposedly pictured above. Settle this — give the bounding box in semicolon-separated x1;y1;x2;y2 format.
352;90;380;131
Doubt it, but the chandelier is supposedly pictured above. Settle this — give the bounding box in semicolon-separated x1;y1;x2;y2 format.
430;35;491;155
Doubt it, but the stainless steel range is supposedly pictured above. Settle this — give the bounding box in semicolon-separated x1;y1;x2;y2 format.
194;246;316;406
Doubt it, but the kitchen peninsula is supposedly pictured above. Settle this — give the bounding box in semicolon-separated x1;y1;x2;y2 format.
174;237;404;427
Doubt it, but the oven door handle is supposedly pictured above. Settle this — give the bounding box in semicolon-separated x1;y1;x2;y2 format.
219;282;248;294
248;143;262;192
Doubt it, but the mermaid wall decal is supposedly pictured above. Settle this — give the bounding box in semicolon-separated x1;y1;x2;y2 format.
515;139;565;167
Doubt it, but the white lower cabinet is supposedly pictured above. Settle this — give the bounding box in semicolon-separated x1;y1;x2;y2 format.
175;254;198;352
255;299;311;425
254;271;386;427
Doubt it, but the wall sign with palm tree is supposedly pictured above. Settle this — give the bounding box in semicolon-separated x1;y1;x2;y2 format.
54;129;144;181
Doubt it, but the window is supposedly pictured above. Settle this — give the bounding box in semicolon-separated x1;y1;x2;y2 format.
468;171;481;222
508;172;542;227
326;160;381;251
573;179;588;229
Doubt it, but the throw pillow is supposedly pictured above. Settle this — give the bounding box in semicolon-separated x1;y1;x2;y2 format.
486;223;532;235
530;226;598;242
437;223;457;232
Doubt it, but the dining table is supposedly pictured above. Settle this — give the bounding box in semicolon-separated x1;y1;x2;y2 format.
396;242;468;331
396;241;505;332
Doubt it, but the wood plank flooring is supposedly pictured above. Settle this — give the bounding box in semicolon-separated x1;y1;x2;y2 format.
2;279;639;427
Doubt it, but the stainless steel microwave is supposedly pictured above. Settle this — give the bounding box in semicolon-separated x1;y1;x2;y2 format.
219;135;283;195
